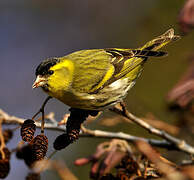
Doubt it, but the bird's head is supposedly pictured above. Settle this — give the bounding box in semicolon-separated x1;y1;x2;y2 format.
32;58;59;91
33;57;74;93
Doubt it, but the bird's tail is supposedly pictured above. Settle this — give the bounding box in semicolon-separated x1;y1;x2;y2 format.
140;28;180;52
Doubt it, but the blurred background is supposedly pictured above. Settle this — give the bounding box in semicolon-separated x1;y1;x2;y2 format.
0;0;194;179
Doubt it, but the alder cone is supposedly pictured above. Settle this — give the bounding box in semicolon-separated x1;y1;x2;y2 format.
53;108;99;150
117;154;139;175
16;144;35;167
68;129;80;141
16;144;32;160
21;119;36;142
53;133;71;150
16;135;48;168
31;134;48;161
0;146;11;178
26;173;40;180
0;159;10;179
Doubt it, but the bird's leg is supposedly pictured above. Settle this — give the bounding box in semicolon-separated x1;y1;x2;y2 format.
109;101;128;117
119;101;127;115
32;96;52;134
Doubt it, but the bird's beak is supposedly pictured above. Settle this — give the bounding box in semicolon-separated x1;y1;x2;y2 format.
32;75;47;89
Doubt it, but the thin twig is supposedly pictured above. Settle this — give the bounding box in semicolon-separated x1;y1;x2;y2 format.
109;102;194;155
31;96;52;134
0;119;5;159
0;109;65;132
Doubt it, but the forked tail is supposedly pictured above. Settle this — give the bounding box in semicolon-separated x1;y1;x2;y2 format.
140;28;180;52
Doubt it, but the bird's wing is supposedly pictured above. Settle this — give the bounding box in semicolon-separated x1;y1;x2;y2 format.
65;48;165;94
104;48;166;83
64;29;179;94
65;49;115;93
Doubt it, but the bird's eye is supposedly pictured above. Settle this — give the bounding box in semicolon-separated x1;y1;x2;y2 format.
48;70;54;75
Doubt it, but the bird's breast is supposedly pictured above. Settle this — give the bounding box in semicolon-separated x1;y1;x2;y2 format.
46;78;136;110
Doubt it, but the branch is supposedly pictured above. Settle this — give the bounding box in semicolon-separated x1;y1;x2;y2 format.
109;102;194;155
80;127;174;149
0;109;66;132
1;109;193;154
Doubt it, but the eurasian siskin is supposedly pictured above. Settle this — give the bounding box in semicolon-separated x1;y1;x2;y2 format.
33;29;180;110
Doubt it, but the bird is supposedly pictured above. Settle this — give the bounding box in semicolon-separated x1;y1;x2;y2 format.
32;29;180;110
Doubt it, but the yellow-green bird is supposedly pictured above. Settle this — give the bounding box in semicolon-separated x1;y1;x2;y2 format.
32;29;180;110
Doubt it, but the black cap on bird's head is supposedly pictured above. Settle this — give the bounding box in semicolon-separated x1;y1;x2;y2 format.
33;58;59;89
35;58;59;76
